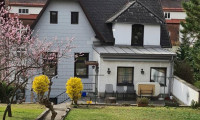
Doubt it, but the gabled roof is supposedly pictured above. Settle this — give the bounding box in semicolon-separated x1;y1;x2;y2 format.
106;0;164;24
161;0;189;9
31;0;171;48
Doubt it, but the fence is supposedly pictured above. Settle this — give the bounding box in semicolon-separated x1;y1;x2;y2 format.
172;76;200;106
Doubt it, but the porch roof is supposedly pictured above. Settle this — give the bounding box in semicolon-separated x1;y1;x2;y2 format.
93;46;176;59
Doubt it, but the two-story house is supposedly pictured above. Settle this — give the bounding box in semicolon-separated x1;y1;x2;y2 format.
25;0;176;103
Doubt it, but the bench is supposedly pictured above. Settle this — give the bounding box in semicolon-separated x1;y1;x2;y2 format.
138;84;155;97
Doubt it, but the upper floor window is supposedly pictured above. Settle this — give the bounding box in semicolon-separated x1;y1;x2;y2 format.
74;53;89;78
150;67;167;86
50;11;58;24
71;12;79;24
164;12;170;19
132;24;144;46
19;9;29;14
43;52;58;77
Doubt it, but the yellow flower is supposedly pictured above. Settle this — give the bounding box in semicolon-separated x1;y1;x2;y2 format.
32;75;50;95
86;101;92;104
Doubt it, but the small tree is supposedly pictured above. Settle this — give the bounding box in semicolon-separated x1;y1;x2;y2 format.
66;77;83;105
32;75;57;120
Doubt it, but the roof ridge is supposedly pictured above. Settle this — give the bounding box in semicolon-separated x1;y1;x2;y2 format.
106;0;135;23
136;0;164;23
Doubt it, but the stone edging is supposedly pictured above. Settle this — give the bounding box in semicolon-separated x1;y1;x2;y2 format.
35;108;50;120
61;107;71;120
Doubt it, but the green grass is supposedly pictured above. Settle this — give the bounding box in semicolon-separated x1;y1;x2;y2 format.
66;106;200;120
0;104;45;120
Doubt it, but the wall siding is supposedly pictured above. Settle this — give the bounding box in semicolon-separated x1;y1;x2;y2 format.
25;0;96;102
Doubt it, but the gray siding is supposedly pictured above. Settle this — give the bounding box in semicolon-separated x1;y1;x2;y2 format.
25;0;96;102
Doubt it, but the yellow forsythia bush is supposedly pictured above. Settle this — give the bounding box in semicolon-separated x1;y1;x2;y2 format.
32;75;50;95
66;77;83;105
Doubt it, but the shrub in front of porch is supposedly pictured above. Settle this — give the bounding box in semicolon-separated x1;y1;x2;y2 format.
66;77;83;105
136;97;149;107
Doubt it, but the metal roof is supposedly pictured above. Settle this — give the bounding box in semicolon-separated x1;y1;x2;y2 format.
93;46;176;58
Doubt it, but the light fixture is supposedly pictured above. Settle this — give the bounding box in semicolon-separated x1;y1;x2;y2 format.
107;68;111;74
92;65;95;69
141;69;144;75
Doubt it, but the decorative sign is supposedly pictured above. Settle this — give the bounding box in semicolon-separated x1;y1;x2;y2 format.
85;61;98;66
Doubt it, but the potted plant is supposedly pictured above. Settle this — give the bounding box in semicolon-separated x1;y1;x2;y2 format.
137;97;149;107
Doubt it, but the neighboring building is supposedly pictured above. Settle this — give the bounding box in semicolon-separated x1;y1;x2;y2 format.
8;0;47;26
25;0;175;103
161;0;188;46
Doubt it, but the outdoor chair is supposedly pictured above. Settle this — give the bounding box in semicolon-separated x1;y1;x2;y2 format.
116;86;125;100
105;84;114;98
125;86;136;100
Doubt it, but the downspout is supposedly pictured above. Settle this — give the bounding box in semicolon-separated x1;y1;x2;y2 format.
168;56;174;96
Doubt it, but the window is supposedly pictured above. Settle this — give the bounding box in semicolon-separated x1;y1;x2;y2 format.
150;68;167;86
131;24;144;46
74;53;89;78
18;9;29;14
164;12;170;19
50;11;58;24
43;52;58;77
117;67;134;86
71;12;79;24
17;48;26;58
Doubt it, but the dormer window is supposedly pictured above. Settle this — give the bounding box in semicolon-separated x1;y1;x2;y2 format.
164;12;170;19
131;24;144;46
19;9;29;14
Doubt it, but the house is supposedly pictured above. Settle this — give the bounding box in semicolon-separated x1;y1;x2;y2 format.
161;0;187;46
25;0;176;103
8;0;47;26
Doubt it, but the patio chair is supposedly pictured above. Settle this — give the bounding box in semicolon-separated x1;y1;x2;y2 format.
125;86;136;100
116;86;125;100
105;84;114;98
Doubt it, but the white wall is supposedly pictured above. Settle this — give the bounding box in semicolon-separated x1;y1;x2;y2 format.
25;0;96;102
144;25;160;46
93;51;171;95
113;23;132;45
172;76;199;106
170;12;186;20
113;23;161;46
9;6;43;14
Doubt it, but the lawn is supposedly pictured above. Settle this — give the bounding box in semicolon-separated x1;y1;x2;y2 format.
66;106;200;120
0;104;45;120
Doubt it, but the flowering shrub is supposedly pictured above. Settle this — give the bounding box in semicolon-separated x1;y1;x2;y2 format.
32;75;50;96
86;101;92;104
66;77;83;105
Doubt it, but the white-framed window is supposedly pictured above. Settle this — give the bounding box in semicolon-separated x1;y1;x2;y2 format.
18;9;29;14
164;12;170;19
150;67;167;86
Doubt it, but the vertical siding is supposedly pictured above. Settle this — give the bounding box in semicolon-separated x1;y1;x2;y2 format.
25;0;95;102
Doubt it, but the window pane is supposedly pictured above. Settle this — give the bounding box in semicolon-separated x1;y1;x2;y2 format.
26;9;29;13
132;24;144;46
75;53;89;78
151;68;166;86
71;12;79;24
19;9;21;13
117;67;133;85
50;11;58;24
22;9;26;13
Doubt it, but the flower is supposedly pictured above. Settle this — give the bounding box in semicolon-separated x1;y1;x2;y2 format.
86;101;92;104
32;75;50;95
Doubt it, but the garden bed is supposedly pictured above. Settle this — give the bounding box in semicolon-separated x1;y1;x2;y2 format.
0;104;45;120
66;106;200;120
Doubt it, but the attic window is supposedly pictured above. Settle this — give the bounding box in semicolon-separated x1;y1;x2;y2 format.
19;9;29;14
131;24;144;46
71;12;79;24
164;12;170;19
50;11;58;24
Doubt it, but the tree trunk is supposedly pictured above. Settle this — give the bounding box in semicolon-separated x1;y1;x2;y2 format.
3;103;12;120
40;98;57;120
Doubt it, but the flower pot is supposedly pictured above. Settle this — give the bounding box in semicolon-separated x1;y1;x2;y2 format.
137;103;148;107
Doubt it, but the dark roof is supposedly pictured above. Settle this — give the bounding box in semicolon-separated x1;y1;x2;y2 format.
31;0;171;48
161;0;189;8
9;0;47;4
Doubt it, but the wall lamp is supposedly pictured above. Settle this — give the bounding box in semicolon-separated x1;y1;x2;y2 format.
107;68;111;74
141;69;144;75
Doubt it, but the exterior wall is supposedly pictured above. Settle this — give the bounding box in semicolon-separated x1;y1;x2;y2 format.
25;0;96;102
169;12;186;20
166;23;180;46
172;76;200;106
113;23;132;45
113;23;161;46
9;6;42;14
143;25;160;46
93;51;171;95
